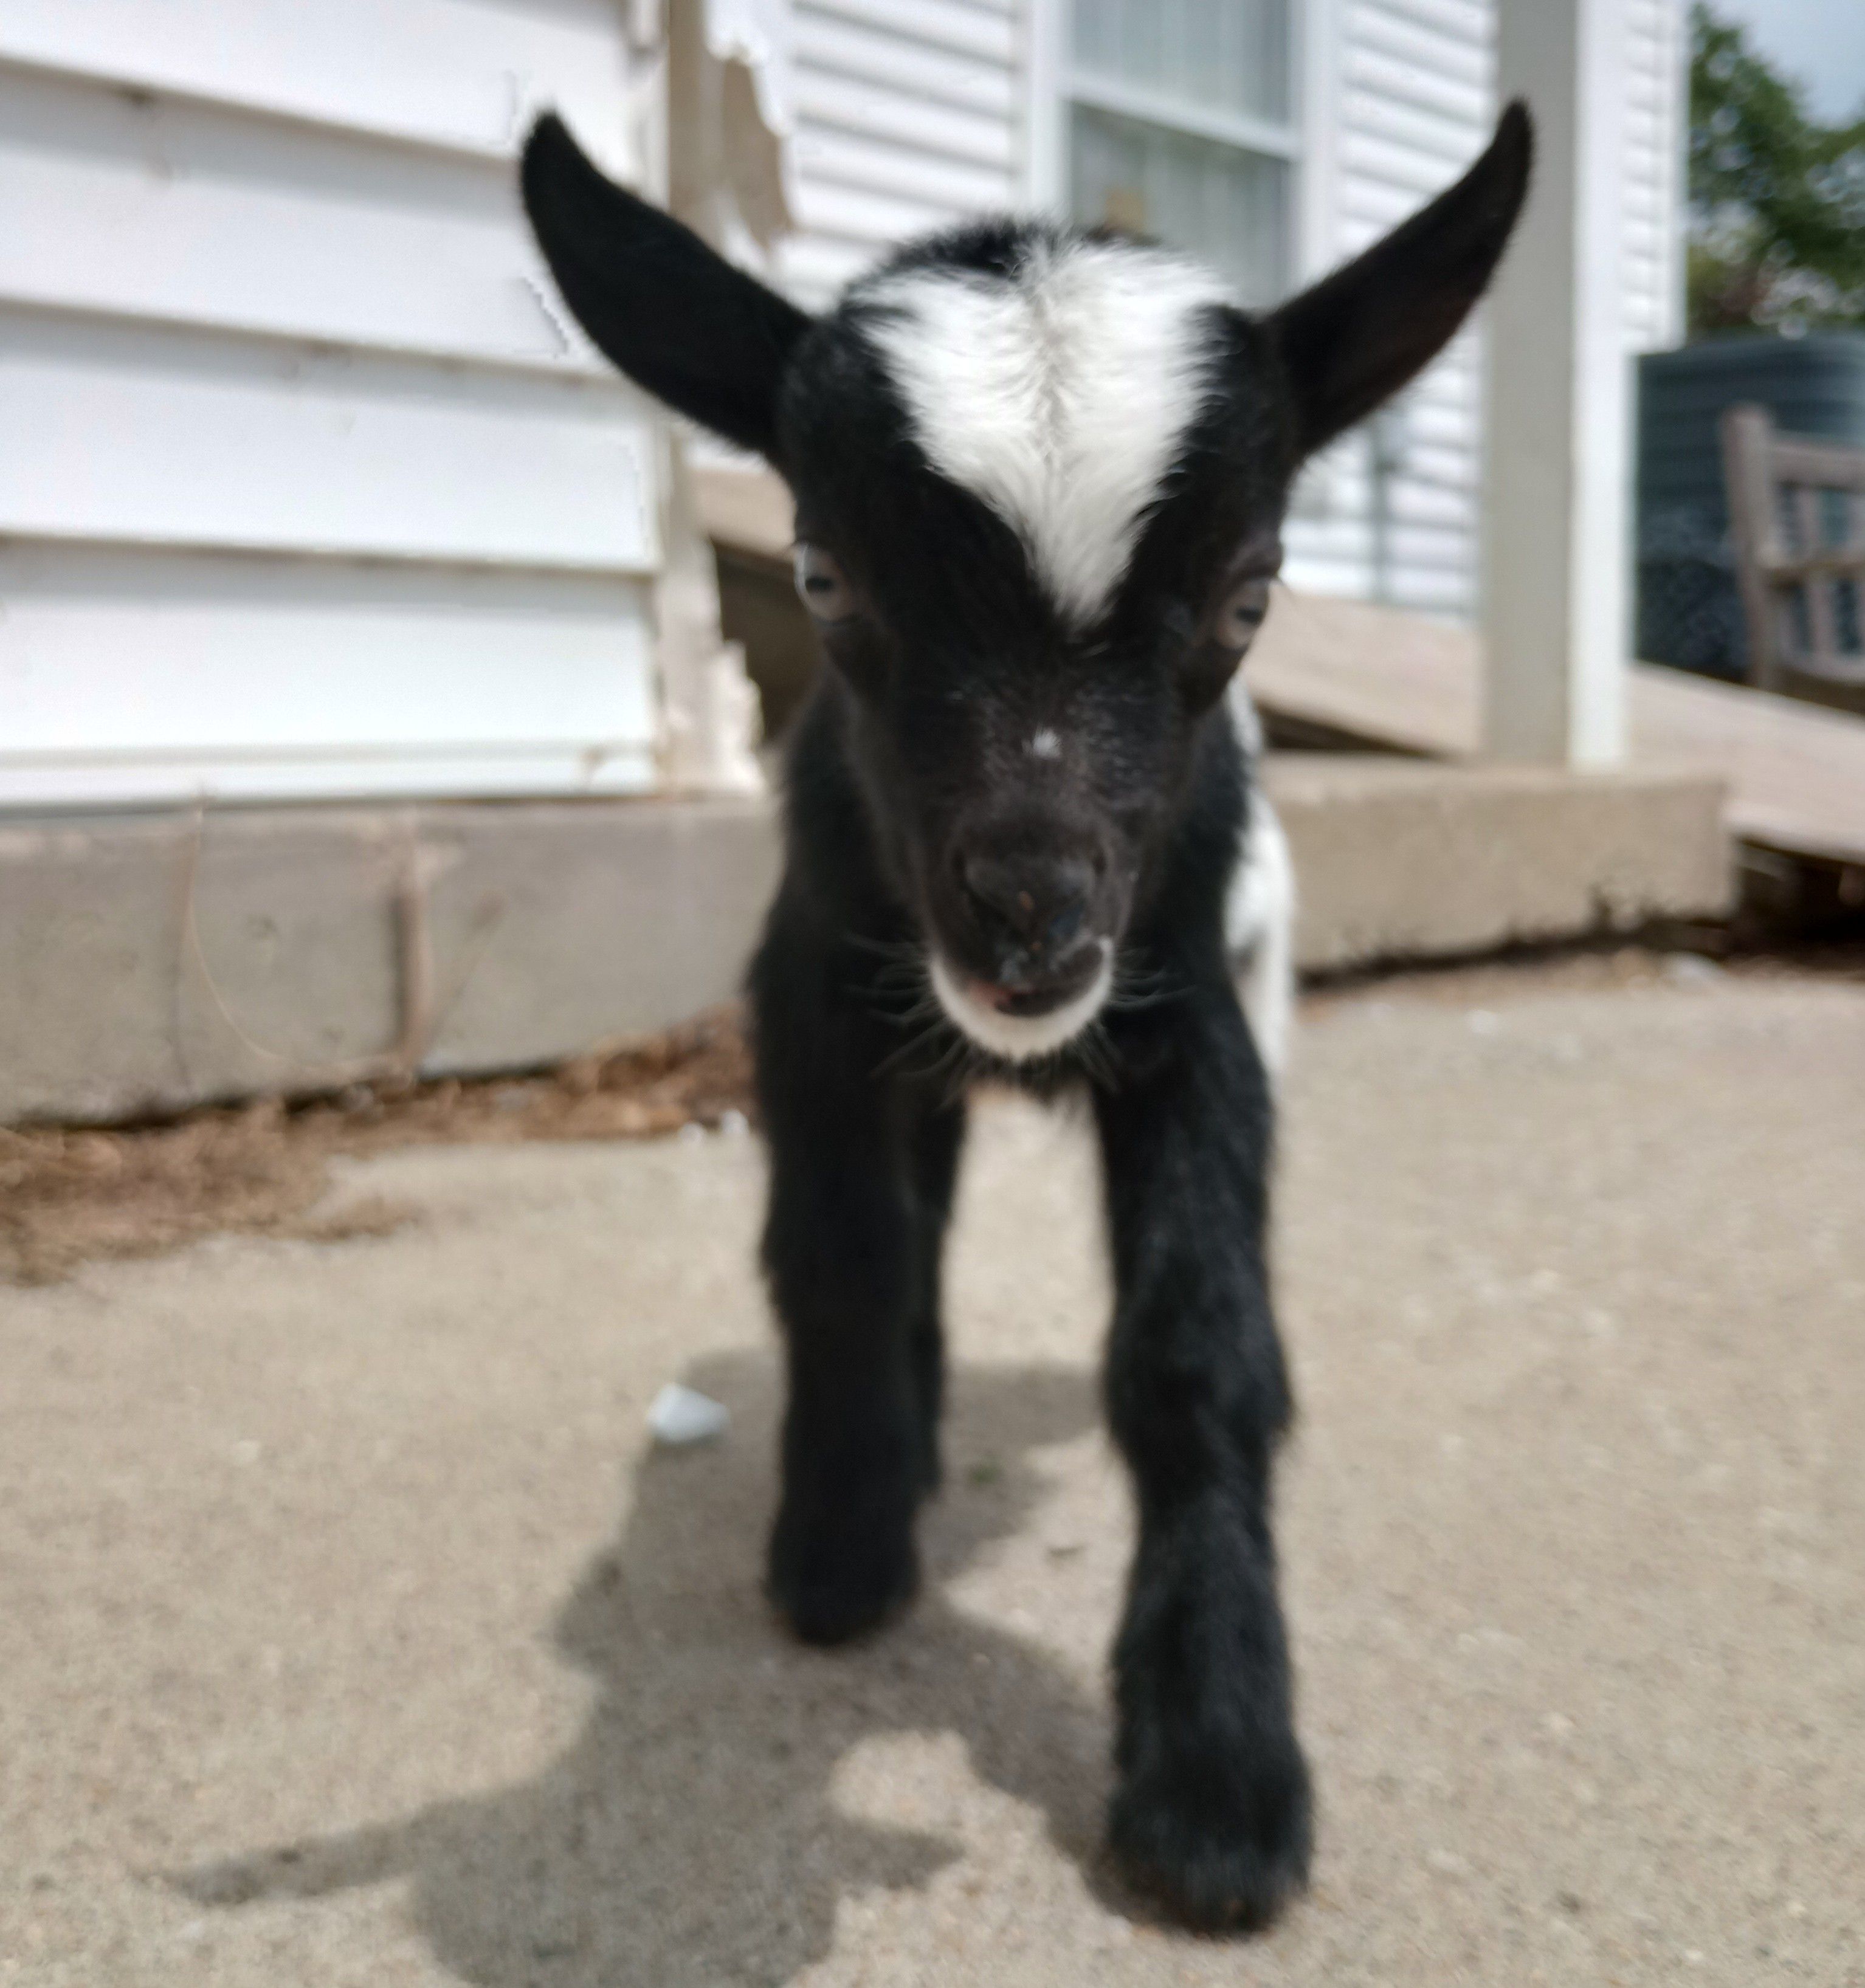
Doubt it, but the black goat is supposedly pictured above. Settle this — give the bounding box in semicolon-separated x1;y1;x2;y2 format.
522;108;1531;1930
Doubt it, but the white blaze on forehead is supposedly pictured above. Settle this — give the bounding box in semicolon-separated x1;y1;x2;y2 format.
859;241;1231;626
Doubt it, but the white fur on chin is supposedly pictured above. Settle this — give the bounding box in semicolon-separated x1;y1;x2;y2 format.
928;946;1113;1063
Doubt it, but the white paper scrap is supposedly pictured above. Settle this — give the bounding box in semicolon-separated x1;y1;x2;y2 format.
648;1383;730;1446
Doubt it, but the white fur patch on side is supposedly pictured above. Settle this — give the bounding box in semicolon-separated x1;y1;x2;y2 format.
1224;692;1295;1080
860;242;1230;627
929;947;1114;1063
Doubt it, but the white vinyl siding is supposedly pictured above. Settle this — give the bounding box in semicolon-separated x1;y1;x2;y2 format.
1066;0;1296;306
0;0;662;810
1623;0;1686;353
1281;0;1492;614
778;0;1685;615
1286;0;1684;617
0;549;656;808
782;0;1024;307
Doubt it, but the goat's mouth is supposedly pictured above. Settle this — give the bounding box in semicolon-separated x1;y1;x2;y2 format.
927;942;1113;1064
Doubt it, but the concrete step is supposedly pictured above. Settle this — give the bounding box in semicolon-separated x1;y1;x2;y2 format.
0;800;779;1125
1;751;1728;1123
1266;754;1728;974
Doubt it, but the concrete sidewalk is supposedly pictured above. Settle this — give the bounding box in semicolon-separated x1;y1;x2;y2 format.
4;967;1863;1986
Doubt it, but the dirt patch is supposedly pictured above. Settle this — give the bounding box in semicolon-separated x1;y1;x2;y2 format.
11;945;1862;1288
0;1006;754;1287
1302;937;1865;1019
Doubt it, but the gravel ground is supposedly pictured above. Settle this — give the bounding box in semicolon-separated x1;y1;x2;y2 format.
4;966;1862;1986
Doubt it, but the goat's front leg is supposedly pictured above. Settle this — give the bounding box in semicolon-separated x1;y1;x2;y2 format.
1094;975;1311;1929
756;939;954;1645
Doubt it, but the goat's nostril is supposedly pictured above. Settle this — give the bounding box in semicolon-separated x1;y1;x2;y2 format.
962;853;1094;951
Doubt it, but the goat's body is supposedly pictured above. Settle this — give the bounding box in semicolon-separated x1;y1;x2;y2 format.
520;99;1531;1931
750;672;1311;1924
1225;687;1296;1079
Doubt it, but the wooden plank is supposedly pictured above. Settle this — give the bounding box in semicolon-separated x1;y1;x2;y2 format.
1631;667;1865;864
0;0;633;172
1249;587;1482;757
0;67;599;374
1720;404;1784;689
1794;484;1843;670
1773;436;1865;489
0;547;657;806
0;309;658;571
695;466;795;562
1247;588;1865;866
1723;405;1865;689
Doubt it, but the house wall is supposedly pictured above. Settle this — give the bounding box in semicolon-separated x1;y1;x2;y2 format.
0;1;664;808
776;0;1686;621
1290;0;1687;616
778;0;1026;308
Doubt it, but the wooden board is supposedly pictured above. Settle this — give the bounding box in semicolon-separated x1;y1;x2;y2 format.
1629;667;1865;867
1249;586;1865;868
1249;586;1483;756
691;467;1865;870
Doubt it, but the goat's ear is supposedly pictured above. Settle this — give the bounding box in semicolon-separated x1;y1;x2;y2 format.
520;113;812;462
1267;100;1532;460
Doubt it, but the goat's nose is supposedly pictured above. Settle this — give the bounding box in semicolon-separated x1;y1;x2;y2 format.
961;851;1095;952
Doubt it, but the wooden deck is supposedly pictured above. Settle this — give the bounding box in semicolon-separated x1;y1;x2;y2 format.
694;464;1865;873
1251;590;1865;868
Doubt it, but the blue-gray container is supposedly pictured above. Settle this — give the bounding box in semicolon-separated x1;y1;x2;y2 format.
1636;332;1865;678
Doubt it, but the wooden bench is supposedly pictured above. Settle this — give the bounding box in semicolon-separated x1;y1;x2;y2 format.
1721;404;1865;696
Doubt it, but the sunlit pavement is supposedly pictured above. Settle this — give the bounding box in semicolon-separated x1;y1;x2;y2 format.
5;967;1863;1987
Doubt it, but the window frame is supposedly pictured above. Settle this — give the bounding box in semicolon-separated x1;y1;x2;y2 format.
1022;0;1337;297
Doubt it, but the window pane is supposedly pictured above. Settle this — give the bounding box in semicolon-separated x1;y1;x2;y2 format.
1069;105;1289;308
1071;0;1288;126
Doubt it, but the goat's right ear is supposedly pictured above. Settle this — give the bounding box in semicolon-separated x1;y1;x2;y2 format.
520;114;812;463
1266;100;1532;461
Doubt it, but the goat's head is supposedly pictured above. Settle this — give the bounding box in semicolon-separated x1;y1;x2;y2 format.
522;107;1531;1061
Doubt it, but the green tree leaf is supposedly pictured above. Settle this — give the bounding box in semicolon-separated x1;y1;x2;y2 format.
1688;2;1865;336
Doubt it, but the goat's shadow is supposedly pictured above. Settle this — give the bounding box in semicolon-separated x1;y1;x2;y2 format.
176;1353;1119;1986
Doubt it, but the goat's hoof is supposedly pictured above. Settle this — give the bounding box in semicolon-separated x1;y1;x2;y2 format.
766;1509;918;1646
1108;1746;1312;1932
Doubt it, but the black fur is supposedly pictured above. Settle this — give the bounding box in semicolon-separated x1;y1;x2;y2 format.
521;114;811;461
522;106;1531;1930
1268;101;1534;455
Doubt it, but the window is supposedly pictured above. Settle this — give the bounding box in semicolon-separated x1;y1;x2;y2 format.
1065;0;1296;308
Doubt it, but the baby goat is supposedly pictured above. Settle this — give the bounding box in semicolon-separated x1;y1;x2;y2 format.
522;108;1531;1930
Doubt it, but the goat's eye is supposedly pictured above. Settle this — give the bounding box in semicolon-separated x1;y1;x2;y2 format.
1213;576;1273;655
793;543;855;623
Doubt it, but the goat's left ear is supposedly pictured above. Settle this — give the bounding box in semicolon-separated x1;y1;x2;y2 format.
1267;100;1533;460
520;114;812;463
